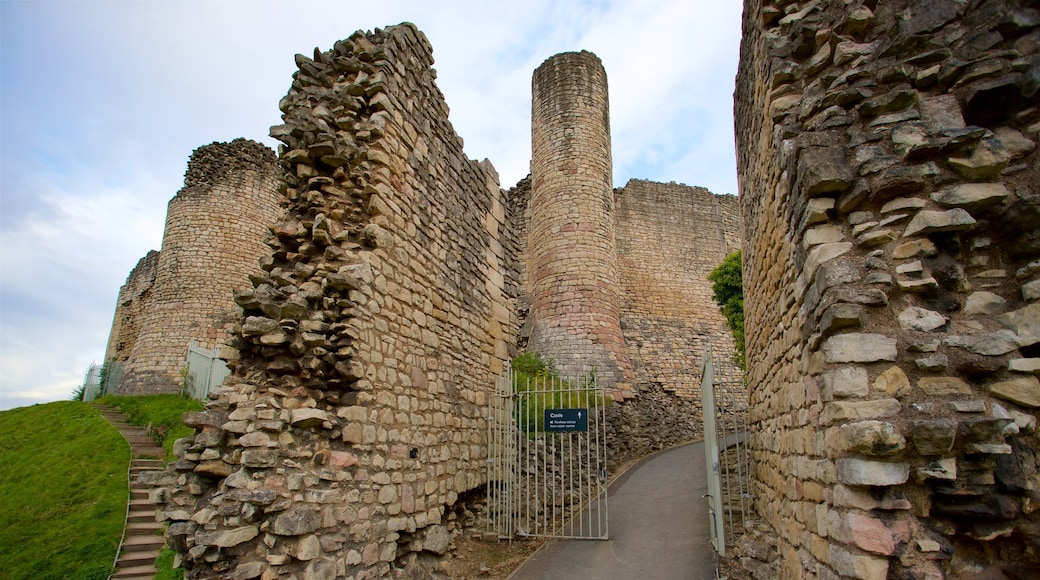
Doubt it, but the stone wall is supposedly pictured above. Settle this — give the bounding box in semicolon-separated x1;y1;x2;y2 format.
164;24;516;579
736;0;1040;577
527;51;634;395
615;179;743;399
111;139;282;394
104;250;159;364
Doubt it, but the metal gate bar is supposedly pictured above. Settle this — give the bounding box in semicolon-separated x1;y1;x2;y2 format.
488;367;608;540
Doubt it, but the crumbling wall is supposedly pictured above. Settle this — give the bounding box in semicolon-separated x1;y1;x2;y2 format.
527;51;634;395
615;179;743;399
104;250;160;364
113;139;282;394
164;24;516;579
736;0;1040;577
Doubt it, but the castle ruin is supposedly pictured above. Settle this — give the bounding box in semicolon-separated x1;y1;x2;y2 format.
113;1;1040;576
143;24;740;579
105;139;283;394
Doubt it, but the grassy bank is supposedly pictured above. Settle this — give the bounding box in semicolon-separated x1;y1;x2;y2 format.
0;402;128;580
98;394;203;461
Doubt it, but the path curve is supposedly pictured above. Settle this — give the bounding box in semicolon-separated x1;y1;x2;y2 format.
509;440;716;580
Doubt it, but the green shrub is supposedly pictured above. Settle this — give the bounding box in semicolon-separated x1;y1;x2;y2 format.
510;352;608;432
708;250;745;369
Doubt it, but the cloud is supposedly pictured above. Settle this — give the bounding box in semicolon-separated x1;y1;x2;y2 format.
0;0;742;409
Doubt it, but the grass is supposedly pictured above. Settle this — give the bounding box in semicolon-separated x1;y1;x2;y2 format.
0;402;128;580
154;546;182;580
97;394;203;461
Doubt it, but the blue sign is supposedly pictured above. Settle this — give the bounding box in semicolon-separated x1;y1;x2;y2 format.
544;408;589;432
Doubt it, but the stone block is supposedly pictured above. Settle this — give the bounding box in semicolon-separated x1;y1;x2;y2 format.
1009;358;1040;374
834;510;898;555
918;376;972;396
917;458;957;481
819;303;864;335
839;421;906;456
964;291;1007;316
944;330;1020;356
198;525;259;548
997;303;1040;347
836;458;909;486
898;307;947;332
915;354;948;371
822;334;897;363
873;366;911;397
830;543;890;579
833;484;912;511
270;507;322;536
892;238;938;259
989;376;1040;408
823;399;901;424
911;419;957;455
821;366;869;400
949;400;986;413
902;209;976;237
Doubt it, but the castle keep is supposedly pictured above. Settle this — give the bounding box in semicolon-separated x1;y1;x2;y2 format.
105;139;282;394
736;0;1040;577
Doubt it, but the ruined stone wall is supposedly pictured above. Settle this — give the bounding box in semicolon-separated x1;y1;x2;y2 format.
737;0;1040;577
615;179;743;399
104;250;160;363
165;24;516;579
113;139;282;394
527;51;633;395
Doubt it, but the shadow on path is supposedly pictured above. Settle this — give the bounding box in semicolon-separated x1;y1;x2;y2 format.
509;440;715;580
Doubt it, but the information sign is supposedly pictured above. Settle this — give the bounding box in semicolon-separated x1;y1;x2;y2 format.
544;408;589;432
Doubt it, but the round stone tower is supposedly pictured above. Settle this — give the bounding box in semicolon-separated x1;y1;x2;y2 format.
114;138;282;394
527;51;632;393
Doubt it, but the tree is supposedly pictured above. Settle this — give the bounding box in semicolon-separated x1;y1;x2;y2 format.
708;250;745;369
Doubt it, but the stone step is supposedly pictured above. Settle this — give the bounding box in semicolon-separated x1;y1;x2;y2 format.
126;522;164;535
127;512;157;523
121;535;164;552
129;499;156;510
113;569;157;578
116;549;160;567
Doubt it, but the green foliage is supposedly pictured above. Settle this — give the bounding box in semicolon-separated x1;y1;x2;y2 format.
708;250;746;369
510;352;609;433
70;383;87;402
0;402;128;580
154;546;184;580
97;394;203;462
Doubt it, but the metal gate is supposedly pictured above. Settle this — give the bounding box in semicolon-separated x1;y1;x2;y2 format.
700;344;750;564
487;368;609;540
185;340;230;400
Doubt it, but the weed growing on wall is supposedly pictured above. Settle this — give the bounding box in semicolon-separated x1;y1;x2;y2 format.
708;250;745;369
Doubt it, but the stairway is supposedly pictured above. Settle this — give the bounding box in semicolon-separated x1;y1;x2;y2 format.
96;406;167;580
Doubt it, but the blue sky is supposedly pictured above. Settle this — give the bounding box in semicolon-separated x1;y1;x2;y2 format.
0;0;743;410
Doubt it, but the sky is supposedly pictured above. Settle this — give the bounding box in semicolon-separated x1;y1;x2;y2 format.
0;0;744;411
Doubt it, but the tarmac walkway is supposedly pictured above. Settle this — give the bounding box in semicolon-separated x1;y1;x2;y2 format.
509;440;716;580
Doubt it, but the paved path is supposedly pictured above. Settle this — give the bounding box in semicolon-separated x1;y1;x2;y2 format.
509;440;716;580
